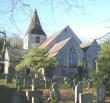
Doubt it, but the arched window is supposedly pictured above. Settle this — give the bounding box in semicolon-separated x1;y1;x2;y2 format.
69;46;77;67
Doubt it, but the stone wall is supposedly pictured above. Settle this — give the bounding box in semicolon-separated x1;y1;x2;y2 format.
85;41;100;77
54;37;84;77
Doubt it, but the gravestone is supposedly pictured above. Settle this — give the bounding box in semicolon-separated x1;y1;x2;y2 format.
46;79;51;88
75;82;83;103
31;84;43;103
88;80;93;88
79;93;93;103
51;82;61;102
26;91;33;102
40;79;45;88
16;76;24;92
25;77;32;88
33;78;40;88
6;73;13;83
97;85;105;103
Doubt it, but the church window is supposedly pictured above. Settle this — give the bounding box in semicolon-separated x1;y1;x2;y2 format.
36;36;40;43
65;28;67;32
69;46;77;67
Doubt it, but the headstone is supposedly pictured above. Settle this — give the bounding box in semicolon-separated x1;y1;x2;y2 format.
46;80;51;88
75;83;83;103
51;82;61;102
26;91;33;102
40;79;45;88
25;77;32;88
31;84;43;103
16;76;24;92
88;80;93;88
79;93;93;103
33;78;40;88
6;73;13;83
97;85;105;103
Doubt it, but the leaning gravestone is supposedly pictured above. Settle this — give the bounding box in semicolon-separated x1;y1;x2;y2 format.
6;73;13;83
97;85;105;103
79;92;93;103
75;82;83;103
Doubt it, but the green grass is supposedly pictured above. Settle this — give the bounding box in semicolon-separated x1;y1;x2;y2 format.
0;79;16;88
0;79;17;103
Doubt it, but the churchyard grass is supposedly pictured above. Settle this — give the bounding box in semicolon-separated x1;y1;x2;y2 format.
0;78;16;88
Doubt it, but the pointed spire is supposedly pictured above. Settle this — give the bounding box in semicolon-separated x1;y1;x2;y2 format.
26;9;46;36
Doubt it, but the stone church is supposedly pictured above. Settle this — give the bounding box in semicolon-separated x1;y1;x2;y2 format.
1;9;100;78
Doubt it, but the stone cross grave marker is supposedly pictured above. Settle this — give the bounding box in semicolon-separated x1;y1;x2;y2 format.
97;85;105;103
79;92;93;103
75;82;83;103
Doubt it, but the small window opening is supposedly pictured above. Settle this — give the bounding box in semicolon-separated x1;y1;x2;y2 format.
36;36;40;43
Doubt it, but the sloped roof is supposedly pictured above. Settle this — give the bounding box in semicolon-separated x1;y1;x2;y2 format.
48;37;71;56
39;29;63;48
6;48;29;62
80;40;94;51
26;9;46;36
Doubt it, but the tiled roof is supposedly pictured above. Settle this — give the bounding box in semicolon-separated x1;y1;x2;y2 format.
80;40;94;50
39;29;63;48
48;37;71;56
26;9;46;36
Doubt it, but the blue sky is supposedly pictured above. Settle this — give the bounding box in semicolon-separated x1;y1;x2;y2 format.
0;0;110;42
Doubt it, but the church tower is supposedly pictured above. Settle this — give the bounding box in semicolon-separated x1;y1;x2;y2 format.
23;9;47;49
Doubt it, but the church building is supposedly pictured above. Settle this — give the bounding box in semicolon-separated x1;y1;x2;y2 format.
3;9;100;79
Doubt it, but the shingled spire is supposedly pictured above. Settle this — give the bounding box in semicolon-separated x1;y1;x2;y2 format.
26;9;46;36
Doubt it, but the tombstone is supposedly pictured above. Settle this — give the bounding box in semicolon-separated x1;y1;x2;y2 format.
26;91;33;102
25;76;32;88
88;80;93;88
51;82;61;102
79;93;93;103
40;79;45;88
31;84;43;103
16;76;24;92
75;82;83;103
6;73;13;83
46;79;51;88
33;78;40;88
97;85;105;103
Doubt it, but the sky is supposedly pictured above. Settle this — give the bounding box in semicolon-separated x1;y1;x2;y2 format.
0;0;110;42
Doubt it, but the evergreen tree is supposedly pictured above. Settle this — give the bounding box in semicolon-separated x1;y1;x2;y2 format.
91;40;110;96
16;47;58;78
